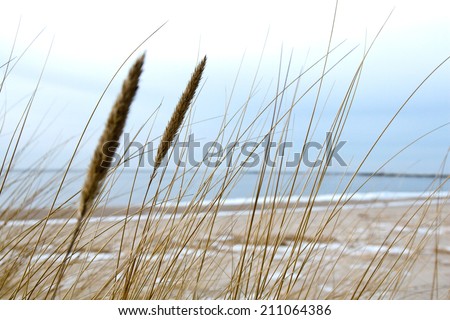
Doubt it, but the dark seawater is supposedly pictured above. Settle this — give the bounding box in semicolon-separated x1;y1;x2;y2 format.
2;169;447;208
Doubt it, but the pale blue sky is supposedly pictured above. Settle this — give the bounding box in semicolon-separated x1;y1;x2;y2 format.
1;0;449;174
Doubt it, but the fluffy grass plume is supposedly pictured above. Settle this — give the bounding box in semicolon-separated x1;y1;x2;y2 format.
51;53;145;298
153;56;207;171
118;56;207;297
79;53;145;219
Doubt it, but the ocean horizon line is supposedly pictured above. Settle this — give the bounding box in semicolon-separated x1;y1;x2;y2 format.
6;168;450;179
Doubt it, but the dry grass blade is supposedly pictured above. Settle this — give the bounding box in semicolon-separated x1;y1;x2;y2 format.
153;56;207;171
119;56;206;299
51;53;145;298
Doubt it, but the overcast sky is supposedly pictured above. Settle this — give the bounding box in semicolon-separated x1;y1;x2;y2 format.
1;0;449;174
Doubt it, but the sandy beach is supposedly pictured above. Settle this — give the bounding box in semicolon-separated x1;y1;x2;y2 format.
1;196;449;299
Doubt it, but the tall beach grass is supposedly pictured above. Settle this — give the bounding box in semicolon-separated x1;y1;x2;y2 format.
0;21;449;300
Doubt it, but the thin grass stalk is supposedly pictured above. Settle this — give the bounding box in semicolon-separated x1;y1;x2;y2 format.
120;56;207;299
50;54;145;299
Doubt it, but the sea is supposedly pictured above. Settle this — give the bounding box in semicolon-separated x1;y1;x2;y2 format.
2;169;448;209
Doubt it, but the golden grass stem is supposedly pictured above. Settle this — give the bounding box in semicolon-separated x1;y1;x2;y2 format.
119;56;206;299
153;56;207;172
51;54;145;299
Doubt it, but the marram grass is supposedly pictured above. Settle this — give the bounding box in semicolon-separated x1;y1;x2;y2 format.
153;56;207;172
0;29;449;300
52;54;145;298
